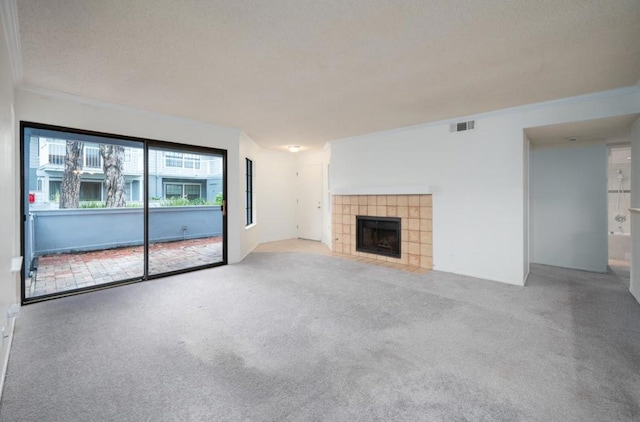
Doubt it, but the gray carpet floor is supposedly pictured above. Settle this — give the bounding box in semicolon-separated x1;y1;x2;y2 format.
1;252;639;421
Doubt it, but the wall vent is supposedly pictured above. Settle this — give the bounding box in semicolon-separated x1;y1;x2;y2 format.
450;120;476;133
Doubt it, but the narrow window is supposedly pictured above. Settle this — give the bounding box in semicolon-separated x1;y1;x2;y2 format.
246;158;253;226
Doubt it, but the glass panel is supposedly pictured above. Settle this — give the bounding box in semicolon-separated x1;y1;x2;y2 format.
148;146;224;275
23;126;144;299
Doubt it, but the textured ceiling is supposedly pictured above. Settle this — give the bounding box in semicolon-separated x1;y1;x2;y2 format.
15;0;640;151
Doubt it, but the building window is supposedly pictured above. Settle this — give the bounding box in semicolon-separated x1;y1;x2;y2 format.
165;152;201;169
49;180;61;201
246;158;253;226
80;182;103;201
84;146;102;168
47;140;65;166
164;183;201;200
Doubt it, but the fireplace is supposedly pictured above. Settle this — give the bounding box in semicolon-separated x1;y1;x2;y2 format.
356;216;401;258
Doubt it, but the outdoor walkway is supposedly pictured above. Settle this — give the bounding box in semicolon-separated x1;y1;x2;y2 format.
27;237;223;298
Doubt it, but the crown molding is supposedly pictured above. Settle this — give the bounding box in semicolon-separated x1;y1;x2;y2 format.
330;85;640;144
18;84;243;136
0;0;23;85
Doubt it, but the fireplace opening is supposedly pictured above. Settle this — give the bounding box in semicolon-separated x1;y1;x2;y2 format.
356;216;401;258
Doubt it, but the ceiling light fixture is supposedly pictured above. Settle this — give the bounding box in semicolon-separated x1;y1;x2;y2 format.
288;145;301;153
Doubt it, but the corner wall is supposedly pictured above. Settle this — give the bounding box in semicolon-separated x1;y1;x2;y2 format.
257;150;297;243
630;117;640;304
530;143;608;272
0;13;19;395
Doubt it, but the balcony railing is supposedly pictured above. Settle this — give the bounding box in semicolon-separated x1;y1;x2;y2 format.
38;141;143;174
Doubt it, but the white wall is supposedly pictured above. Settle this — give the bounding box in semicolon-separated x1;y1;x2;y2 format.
237;132;261;259
331;87;640;285
257;150;297;243
16;88;250;263
523;135;531;282
530;143;608;272
0;14;19;395
630;117;640;304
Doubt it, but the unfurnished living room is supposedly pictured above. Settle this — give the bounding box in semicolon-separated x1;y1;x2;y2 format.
0;1;639;421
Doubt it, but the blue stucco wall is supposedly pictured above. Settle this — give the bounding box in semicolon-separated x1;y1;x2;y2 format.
29;206;223;259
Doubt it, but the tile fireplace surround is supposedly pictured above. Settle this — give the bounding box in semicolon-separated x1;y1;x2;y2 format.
332;194;433;269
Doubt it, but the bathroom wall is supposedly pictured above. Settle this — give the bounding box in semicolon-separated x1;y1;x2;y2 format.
608;146;632;235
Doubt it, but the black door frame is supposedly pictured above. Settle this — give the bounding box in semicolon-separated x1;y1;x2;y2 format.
20;121;228;304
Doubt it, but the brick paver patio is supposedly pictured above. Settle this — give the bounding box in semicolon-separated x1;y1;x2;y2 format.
27;237;223;298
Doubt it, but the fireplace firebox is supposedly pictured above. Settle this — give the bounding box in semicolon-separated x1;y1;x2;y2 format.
356;216;401;258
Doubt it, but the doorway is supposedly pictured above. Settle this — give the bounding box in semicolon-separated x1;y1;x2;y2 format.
296;164;323;241
21;122;227;303
608;145;631;276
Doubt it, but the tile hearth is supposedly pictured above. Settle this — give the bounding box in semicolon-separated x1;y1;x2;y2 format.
332;194;433;269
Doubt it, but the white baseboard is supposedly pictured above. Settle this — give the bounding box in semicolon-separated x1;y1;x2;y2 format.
0;316;16;399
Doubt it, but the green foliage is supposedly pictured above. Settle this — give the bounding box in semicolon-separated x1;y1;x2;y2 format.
214;193;223;205
79;201;105;208
155;197;217;207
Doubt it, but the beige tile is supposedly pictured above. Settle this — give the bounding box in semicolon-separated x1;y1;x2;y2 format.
420;256;433;269
343;225;350;235
343;235;351;245
376;196;387;206
420;244;433;257
387;206;397;217
335;196;343;205
408;230;419;242
343;196;351;205
419;195;432;207
401;241;408;255
401;229;408;241
420;231;432;245
342;215;351;225
420;219;432;232
400;253;409;265
420;207;433;219
335;223;343;234
350;205;358;215
376;206;387;216
408;254;420;267
367;205;377;216
408;242;420;255
409;206;419;218
367;196;377;206
397;195;408;206
358;196;367;205
397;206;408;218
387;196;397;206
408;195;420;206
334;243;343;253
408;218;420;231
342;204;350;214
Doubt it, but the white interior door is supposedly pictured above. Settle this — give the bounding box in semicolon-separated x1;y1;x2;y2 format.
296;164;323;241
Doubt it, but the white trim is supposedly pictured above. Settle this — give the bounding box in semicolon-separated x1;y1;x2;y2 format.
330;85;640;145
333;186;431;195
17;85;242;136
0;0;23;85
0;317;16;400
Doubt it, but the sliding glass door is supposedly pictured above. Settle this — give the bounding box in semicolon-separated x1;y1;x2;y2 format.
147;145;225;276
21;123;226;302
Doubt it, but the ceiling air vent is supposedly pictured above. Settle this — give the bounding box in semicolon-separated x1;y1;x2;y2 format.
450;120;476;133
